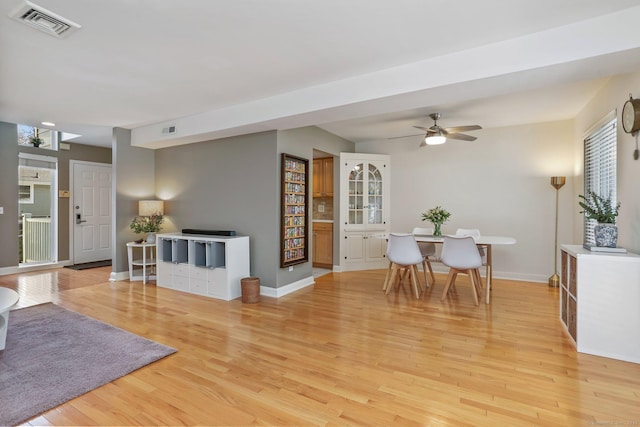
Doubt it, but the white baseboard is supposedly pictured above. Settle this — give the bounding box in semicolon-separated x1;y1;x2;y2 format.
259;275;315;298
0;260;72;277
109;271;129;282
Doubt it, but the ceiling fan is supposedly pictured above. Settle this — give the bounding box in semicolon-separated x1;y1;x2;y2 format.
413;113;482;146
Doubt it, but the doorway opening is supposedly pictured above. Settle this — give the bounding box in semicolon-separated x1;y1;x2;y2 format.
19;153;58;266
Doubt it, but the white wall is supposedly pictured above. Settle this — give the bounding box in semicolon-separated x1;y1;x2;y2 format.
357;119;576;282
573;71;640;254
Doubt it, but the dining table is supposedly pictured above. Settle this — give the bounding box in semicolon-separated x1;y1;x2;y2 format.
413;234;517;304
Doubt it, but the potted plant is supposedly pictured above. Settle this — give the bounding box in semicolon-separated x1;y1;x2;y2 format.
29;136;43;147
129;212;164;243
421;206;451;237
578;191;621;247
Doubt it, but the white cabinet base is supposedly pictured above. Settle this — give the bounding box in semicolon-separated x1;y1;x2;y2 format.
561;245;640;364
156;233;250;301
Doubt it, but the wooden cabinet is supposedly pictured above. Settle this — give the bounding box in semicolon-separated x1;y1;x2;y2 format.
281;154;309;267
313;157;333;197
312;222;333;268
560;245;640;363
156;233;250;301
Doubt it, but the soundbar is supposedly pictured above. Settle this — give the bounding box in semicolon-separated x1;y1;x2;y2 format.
182;229;236;236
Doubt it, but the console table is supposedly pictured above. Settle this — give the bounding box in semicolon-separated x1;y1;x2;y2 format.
560;244;640;363
156;233;250;301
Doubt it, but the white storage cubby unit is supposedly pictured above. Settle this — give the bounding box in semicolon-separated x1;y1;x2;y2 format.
560;244;640;364
156;233;250;301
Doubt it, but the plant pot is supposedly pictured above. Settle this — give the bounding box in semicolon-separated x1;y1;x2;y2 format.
594;224;618;248
146;232;156;244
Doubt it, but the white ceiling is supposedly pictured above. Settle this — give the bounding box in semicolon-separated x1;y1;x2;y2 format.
2;0;640;148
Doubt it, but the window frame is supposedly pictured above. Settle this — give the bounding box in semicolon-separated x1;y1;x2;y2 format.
583;111;617;245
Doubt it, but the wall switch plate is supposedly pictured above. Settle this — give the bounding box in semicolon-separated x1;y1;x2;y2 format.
0;206;3;214
318;203;325;212
288;266;293;272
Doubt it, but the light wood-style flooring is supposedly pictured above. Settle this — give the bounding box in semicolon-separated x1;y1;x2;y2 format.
1;267;639;426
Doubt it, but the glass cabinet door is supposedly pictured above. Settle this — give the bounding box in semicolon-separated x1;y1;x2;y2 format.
345;160;386;227
348;162;364;225
367;163;383;225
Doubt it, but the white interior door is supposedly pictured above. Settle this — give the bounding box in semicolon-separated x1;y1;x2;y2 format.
72;161;112;264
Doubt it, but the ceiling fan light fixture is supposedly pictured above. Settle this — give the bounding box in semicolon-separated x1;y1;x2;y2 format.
425;134;446;145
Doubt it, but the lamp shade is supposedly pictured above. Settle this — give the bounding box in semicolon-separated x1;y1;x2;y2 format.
138;200;164;216
550;176;566;190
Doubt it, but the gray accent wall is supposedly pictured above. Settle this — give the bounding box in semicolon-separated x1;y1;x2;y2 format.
277;127;354;286
0;121;112;268
58;142;111;260
0;122;20;268
155;131;280;287
112;127;155;273
154;127;353;289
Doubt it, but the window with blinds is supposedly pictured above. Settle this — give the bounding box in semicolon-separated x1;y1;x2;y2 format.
583;113;617;245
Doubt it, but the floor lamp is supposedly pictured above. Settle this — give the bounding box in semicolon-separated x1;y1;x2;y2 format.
549;176;566;288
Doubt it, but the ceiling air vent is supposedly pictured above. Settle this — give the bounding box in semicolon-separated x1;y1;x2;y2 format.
9;1;81;38
162;125;176;135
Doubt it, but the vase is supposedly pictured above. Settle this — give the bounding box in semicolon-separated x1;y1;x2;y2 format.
146;232;156;244
594;224;617;248
433;223;442;237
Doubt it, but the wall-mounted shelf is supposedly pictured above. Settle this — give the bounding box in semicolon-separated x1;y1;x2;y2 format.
281;153;309;267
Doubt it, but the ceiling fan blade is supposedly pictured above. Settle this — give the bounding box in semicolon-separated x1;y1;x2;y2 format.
419;139;428;147
445;132;477;142
443;125;482;133
413;126;430;131
388;133;423;140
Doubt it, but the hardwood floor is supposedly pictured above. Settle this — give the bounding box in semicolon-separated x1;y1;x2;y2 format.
1;267;639;426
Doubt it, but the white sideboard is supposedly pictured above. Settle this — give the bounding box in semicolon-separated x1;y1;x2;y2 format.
156;233;250;301
560;244;640;364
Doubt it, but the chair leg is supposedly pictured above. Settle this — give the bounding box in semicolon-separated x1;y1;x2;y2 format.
467;269;479;306
441;269;457;301
385;263;399;294
473;269;488;304
382;262;393;290
410;265;421;299
425;257;436;283
421;259;430;288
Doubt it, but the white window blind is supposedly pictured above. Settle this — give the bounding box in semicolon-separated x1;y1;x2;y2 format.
583;114;617;245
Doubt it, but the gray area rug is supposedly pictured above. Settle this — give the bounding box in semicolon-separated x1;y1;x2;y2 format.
0;303;176;426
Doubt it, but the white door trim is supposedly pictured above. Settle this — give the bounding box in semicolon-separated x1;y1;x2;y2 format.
69;160;112;264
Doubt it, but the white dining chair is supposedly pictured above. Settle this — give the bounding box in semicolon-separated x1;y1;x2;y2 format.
384;233;425;298
440;235;484;305
455;228;488;262
412;227;436;285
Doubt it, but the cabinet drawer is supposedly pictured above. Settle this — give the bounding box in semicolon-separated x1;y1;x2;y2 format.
156;262;174;288
174;264;190;278
190;278;207;294
173;275;189;291
190;266;208;280
314;222;333;231
207;268;228;299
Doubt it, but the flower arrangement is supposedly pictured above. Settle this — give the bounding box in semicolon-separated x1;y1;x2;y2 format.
129;212;164;234
421;206;451;236
578;191;620;224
